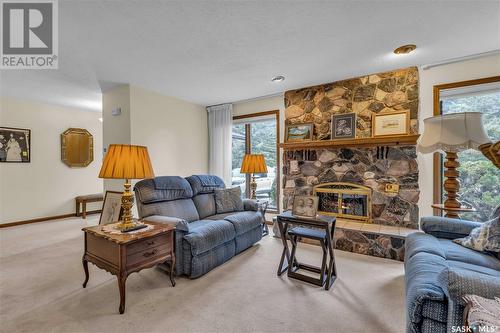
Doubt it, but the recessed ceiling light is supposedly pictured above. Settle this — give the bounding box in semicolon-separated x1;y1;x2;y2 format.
271;75;285;82
394;44;417;55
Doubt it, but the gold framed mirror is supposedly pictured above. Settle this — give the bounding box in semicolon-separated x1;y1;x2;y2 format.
61;128;94;167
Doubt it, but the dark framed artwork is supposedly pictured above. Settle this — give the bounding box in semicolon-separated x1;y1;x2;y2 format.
331;113;356;140
99;191;124;225
0;127;31;163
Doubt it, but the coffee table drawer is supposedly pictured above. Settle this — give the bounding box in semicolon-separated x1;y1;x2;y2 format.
127;233;171;255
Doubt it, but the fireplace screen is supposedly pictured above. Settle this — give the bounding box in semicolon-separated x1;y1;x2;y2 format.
314;182;372;223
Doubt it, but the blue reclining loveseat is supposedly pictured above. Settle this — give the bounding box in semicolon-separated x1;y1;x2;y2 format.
405;215;500;333
134;175;263;278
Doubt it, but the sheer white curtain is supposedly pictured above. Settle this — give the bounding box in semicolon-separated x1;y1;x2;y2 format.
207;104;233;186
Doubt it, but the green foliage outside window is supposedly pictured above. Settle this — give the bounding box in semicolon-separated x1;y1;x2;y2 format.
442;92;500;221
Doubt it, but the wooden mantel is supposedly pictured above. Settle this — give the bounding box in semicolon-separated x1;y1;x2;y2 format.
279;134;420;150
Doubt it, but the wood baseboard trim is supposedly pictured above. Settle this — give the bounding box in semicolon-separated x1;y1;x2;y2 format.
0;210;101;228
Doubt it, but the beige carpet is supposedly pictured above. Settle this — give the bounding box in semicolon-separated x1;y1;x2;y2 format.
0;216;406;333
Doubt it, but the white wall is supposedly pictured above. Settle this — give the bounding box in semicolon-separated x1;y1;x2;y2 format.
130;86;208;177
102;85;132;192
418;54;500;218
0;97;103;223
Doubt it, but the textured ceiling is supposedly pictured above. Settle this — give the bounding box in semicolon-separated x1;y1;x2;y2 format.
1;0;499;111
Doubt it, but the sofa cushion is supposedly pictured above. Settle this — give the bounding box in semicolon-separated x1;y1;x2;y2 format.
134;177;193;204
192;193;216;219
453;217;500;255
223;211;262;236
186;175;225;196
404;249;447;326
447;260;500;276
405;232;446;261
214;187;244;214
437;238;500;271
421;216;482;240
183;220;236;256
139;198;200;222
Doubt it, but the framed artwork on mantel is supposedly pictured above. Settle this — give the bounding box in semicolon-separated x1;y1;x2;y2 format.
372;110;410;137
331;113;356;140
285;123;313;142
0;127;31;163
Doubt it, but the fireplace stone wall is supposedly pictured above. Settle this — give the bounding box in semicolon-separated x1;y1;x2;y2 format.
283;147;419;229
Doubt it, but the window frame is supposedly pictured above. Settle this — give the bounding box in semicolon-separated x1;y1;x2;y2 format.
233;110;281;213
432;75;500;215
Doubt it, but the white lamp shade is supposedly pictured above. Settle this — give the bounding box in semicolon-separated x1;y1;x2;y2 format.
417;112;491;154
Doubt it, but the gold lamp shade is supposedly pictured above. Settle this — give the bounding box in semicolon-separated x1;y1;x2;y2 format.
99;144;154;179
240;154;267;199
240;154;268;174
99;144;154;231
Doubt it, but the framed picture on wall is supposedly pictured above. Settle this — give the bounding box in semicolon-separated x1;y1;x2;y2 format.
372;111;410;137
0;127;31;163
99;191;124;225
331;113;356;139
285;123;313;142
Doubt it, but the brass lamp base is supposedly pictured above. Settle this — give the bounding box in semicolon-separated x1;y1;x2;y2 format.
117;179;139;231
250;174;257;200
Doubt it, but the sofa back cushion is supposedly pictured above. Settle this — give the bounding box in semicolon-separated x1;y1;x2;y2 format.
134;176;199;221
138;198;200;222
192;194;216;219
186;175;225;218
186;175;225;196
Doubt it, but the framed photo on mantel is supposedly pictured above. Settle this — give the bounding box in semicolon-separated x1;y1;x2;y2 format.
331;113;356;140
0;127;31;163
372;110;410;137
285;123;313;142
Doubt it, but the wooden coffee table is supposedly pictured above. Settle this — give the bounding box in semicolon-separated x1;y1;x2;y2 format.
82;221;175;314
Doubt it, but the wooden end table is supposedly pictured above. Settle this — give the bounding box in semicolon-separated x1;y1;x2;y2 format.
82;221;175;314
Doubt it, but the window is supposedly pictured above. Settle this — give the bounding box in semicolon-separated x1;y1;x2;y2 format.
435;78;500;221
231;111;280;211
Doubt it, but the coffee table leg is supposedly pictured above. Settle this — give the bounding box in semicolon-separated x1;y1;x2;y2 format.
118;274;127;314
82;258;89;288
169;258;176;287
277;221;291;276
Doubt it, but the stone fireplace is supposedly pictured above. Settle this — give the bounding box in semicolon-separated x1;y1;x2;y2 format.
314;182;371;223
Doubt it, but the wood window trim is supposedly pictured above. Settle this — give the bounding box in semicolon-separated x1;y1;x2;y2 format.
233;110;281;212
432;75;500;215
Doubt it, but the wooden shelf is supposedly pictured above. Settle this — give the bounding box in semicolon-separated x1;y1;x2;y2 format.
279;134;420;150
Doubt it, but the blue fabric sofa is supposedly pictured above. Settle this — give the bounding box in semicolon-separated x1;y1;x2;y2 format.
405;216;500;333
134;175;263;278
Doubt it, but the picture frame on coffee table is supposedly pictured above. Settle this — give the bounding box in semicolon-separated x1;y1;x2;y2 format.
99;191;124;225
331;113;356;140
292;195;319;218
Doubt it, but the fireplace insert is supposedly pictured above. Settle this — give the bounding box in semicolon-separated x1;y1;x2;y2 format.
313;182;372;223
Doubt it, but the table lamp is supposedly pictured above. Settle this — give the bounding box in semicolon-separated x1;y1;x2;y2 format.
240;154;268;200
99;144;154;231
417;112;490;218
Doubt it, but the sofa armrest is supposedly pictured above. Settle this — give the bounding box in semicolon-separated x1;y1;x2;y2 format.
242;199;259;212
420;216;482;239
438;268;500;305
141;215;190;232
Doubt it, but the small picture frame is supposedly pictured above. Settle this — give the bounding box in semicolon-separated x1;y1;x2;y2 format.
99;191;124;225
0;127;31;163
292;195;319;218
331;113;356;139
372;111;410;137
285;123;313;142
